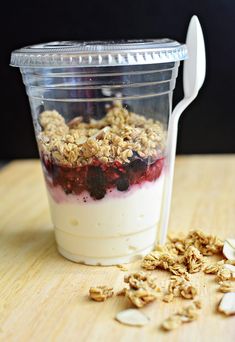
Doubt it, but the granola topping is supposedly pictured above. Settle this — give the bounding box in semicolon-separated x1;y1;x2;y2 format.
38;105;166;167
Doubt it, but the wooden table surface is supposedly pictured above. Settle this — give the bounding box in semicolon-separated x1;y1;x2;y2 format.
0;156;235;342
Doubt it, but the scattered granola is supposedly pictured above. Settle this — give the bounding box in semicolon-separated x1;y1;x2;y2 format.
122;272;161;308
162;302;201;331
115;309;150;327
180;284;198;300
87;232;235;330
177;302;200;321
163;276;197;302
188;230;224;255
203;262;221;274
217;267;233;282
142;230;223;278
218;281;234;293
89;286;113;302
141;250;189;279
168;230;223;256
193;300;202;309
162;315;182;331
162;293;174;303
218;292;235;315
168;276;185;297
184;246;204;273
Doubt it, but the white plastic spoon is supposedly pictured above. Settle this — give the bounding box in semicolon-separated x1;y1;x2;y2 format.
159;15;206;244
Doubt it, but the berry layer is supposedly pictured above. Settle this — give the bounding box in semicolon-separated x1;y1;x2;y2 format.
42;155;164;201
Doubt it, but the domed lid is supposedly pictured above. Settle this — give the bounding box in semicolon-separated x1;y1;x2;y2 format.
10;39;187;68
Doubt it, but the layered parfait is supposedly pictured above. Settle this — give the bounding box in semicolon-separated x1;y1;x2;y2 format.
38;104;166;265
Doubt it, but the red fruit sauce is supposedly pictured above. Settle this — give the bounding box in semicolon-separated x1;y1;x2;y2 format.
41;155;164;200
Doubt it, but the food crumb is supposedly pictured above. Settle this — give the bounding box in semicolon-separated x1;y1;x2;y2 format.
116;264;128;272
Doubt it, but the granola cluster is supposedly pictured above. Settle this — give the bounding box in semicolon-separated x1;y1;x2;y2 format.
167;230;223;256
142;230;223;276
218;281;234;293
89;272;160;308
203;261;222;274
38;104;166;167
162;301;202;331
89;285;113;302
203;259;235;292
121;272;161;308
163;275;197;303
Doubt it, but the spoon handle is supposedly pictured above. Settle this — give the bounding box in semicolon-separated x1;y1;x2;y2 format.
159;98;193;244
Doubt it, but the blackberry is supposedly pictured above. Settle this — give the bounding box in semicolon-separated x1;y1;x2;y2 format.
128;158;147;173
89;188;106;200
86;166;107;200
116;177;129;191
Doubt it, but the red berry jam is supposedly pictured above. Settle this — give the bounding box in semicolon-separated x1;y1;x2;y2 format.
42;155;164;200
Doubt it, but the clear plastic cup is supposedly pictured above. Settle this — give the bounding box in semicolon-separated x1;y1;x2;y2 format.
11;40;187;265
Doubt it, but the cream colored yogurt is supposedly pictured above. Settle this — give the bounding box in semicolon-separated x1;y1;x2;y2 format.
47;174;165;265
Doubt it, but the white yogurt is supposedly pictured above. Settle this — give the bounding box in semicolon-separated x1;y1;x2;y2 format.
47;174;165;265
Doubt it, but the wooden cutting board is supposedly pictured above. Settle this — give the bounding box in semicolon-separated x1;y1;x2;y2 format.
0;156;235;342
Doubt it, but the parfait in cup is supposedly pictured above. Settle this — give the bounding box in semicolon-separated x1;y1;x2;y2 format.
11;40;187;265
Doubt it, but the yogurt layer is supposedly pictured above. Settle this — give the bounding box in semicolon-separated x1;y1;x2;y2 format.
47;173;165;265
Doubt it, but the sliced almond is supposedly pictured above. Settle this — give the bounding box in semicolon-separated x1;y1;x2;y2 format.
76;136;88;145
226;238;235;249
223;239;235;261
115;309;150;327
218;292;235;315
67;116;83;128
90;126;111;140
180;315;191;323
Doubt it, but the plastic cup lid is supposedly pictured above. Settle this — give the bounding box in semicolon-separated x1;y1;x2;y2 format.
10;39;187;68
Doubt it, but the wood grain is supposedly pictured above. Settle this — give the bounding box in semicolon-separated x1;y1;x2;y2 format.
0;156;235;342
